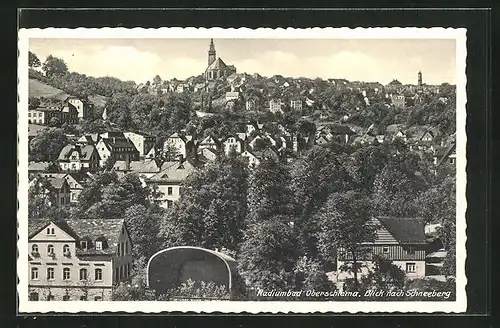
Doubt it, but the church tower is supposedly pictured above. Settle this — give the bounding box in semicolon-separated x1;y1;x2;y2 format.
208;39;216;66
418;71;423;87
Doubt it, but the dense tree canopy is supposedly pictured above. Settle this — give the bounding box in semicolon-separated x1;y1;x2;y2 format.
158;155;249;251
42;55;68;78
29;127;69;162
29;51;41;68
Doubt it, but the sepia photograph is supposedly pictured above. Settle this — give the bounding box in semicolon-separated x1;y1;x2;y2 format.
17;27;467;313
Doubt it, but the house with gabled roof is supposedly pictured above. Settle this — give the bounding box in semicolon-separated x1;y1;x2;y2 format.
221;134;245;156
76;134;101;146
337;217;427;280
433;142;456;166
96;138;139;167
164;132;193;159
30;176;71;207
198;147;219;164
27;217;132;301
57;144;100;172
198;135;219;151
240;150;260;169
124;131;156;158
145;159;197;209
127;158;163;179
38;172;91;203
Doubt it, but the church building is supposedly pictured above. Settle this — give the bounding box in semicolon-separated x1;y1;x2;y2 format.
205;39;236;81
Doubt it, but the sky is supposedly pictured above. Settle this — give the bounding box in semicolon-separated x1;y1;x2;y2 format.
29;38;457;85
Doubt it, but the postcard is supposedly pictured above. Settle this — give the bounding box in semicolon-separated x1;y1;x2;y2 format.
18;27;466;313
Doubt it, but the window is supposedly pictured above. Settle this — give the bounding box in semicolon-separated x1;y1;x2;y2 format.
31;267;39;280
80;295;87;301
115;268;119;282
46;227;55;235
94;296;102;301
63;295;70;301
95;241;102;250
29;292;39;301
47;294;55;301
167;187;173;195
120;243;124;257
71;155;77;160
167;200;173;208
63;267;71;280
127;263;130;277
63;244;70;254
47;244;54;255
119;266;123;279
95;268;103;281
71;193;76;200
80;240;88;250
47;267;54;280
382;247;389;254
125;241;129;255
31;244;38;253
406;263;416;273
28;112;32;117
79;268;87;281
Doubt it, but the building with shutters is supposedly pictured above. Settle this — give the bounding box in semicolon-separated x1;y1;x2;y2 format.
28;218;133;301
337;217;427;279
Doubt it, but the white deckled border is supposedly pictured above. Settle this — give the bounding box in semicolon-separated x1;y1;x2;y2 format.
17;27;467;314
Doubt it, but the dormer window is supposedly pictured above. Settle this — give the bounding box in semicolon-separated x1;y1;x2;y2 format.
95;241;103;250
80;240;88;250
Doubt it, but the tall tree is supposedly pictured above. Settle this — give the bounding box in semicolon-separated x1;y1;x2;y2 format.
372;150;428;217
314;191;375;287
246;158;293;225
28;127;69;162
29;51;41;68
42;55;68;77
28;176;57;218
124;204;162;269
238;218;299;291
158;156;249;251
360;255;406;294
289;143;353;258
28;97;41;110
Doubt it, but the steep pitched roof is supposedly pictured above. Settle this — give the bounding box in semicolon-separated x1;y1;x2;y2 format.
47;177;68;190
102;138;138;151
376;217;426;244
58;144;99;161
148;160;196;183
437;142;456;166
28;218;79;240
65;218;126;255
207;57;227;70
129;159;162;173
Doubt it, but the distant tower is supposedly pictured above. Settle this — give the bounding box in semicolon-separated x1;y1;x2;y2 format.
418;71;423;87
208;39;216;66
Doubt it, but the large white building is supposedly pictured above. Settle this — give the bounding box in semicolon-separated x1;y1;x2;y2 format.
28;218;133;301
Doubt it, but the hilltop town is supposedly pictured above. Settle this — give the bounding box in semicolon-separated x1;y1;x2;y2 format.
26;39;457;302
